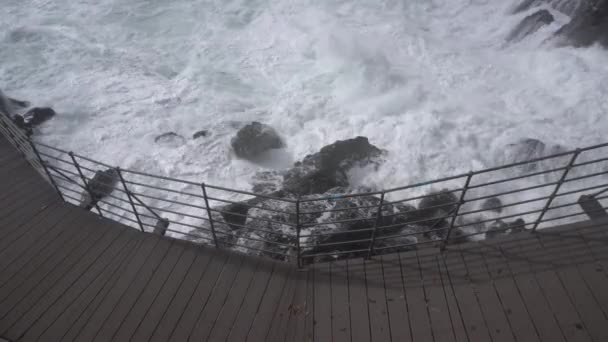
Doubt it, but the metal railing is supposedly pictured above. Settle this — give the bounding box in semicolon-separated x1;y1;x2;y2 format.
2;110;608;268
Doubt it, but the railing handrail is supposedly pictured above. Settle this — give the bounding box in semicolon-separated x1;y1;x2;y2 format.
2;109;608;267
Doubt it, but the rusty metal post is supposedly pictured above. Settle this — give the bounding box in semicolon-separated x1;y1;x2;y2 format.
367;192;386;259
296;198;302;268
29;140;65;202
441;172;473;251
116;168;145;232
532;150;581;232
69;152;103;216
201;183;220;248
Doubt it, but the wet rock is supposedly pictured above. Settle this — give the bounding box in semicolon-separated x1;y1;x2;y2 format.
486;218;527;239
231;122;284;160
417;189;459;226
507;9;555;42
282;137;384;196
192;130;209;139
81;168;120;211
481;197;503;214
512;0;582;16
24;107;56;127
154;132;185;147
11;115;33;137
555;0;608;47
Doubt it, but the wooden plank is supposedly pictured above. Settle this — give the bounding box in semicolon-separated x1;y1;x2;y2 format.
129;243;198;342
206;257;261;341
8;225;134;342
461;245;518;342
380;253;412;342
245;262;290;341
0;188;56;232
0;210;89;288
313;262;332;342
187;253;244;341
532;231;608;342
475;241;542;342
147;247;216;342
329;260;352;342
225;261;276;342
400;250;434;342
109;240;186;341
441;246;492;342
303;265;314;342
89;238;173;342
35;233;142;342
417;249;456;342
167;251;232;341
436;252;468;342
347;258;370;342
284;268;310;342
0;213;111;336
0;210;98;316
0;202;67;266
70;234;160;342
266;266;298;342
365;257;392;342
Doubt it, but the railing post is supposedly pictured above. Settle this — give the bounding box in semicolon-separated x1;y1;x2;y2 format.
441;172;473;251
296;198;302;268
532;149;581;232
116;168;145;232
201;183;220;248
69;151;103;217
367;192;386;259
29;140;65;202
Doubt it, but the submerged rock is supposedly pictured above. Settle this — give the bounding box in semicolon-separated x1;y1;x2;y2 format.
192;130;209;139
154;132;185;147
507;9;555;42
231;122;284;160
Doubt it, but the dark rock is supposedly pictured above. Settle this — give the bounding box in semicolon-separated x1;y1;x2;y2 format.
81;168;120;210
154;132;185;146
555;0;608;47
486;218;527;239
481;197;503;213
512;0;581;16
153;218;169;236
192;130;209;139
417;189;459;226
11;115;33;137
282;137;384;196
507;9;555;42
24;107;56;127
231;122;284;160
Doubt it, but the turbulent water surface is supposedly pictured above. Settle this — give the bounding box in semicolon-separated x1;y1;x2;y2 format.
1;0;607;240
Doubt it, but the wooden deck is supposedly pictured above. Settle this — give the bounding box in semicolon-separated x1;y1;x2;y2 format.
2;136;608;342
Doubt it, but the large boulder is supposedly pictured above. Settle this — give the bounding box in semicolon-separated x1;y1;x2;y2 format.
555;0;608;47
231;122;284;160
507;10;555;42
282;136;384;196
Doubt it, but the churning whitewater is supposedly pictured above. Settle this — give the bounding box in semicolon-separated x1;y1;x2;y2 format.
1;0;607;248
